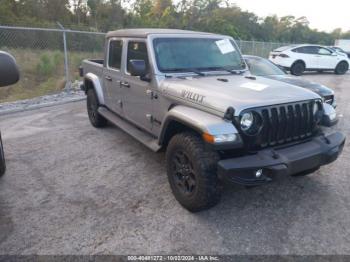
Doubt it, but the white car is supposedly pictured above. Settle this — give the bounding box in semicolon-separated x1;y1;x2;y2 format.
269;44;350;76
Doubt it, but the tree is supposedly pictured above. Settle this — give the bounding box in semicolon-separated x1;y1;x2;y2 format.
0;0;344;45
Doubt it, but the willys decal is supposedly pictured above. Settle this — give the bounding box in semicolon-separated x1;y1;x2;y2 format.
181;90;205;103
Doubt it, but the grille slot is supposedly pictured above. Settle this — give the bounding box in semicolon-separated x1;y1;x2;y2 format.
240;101;318;150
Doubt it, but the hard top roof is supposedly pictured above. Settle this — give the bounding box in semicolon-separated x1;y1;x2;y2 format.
106;28;216;38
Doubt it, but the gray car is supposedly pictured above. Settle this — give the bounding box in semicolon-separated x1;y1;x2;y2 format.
244;55;336;108
81;29;345;212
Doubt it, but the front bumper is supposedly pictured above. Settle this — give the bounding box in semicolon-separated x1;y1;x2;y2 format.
217;132;345;186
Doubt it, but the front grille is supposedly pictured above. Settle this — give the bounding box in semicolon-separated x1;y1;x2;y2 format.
239;100;320;150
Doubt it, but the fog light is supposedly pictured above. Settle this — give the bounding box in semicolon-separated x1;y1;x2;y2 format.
255;169;263;178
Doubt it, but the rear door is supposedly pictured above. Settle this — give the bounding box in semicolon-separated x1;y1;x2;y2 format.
103;38;124;115
120;39;153;131
296;46;320;68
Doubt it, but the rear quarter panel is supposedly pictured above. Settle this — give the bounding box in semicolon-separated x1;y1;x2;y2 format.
82;60;105;104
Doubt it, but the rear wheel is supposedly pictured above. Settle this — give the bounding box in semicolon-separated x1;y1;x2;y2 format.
0;134;6;177
290;61;305;76
166;132;221;212
335;61;349;75
87;89;107;128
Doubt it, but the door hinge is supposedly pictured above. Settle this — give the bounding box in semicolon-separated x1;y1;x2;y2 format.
146;90;158;99
146;114;153;122
146;114;161;125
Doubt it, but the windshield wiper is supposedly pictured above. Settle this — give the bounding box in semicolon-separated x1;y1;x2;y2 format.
205;66;246;75
163;68;206;76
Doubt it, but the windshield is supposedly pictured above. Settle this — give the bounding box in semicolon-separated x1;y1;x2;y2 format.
245;57;285;76
153;37;245;73
333;47;344;52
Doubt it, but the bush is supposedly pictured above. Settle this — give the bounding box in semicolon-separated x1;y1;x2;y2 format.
37;53;55;76
36;51;64;77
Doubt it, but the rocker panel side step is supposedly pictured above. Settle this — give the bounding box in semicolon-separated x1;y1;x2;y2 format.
98;107;161;152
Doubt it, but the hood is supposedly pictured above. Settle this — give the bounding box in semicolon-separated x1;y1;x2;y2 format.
264;75;334;97
161;74;321;115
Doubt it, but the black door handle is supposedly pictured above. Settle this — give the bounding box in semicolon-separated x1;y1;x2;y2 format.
120;81;130;88
105;76;112;81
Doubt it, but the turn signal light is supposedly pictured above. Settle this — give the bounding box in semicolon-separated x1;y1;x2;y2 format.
202;133;215;143
202;133;237;144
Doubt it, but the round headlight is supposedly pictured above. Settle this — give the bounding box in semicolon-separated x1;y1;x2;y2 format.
241;112;254;131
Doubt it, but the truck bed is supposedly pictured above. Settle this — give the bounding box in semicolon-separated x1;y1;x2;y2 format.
81;59;104;78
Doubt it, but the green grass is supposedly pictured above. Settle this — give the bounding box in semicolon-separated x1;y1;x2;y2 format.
0;48;103;103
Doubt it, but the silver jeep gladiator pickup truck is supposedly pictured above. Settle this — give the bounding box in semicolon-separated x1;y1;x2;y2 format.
81;29;345;212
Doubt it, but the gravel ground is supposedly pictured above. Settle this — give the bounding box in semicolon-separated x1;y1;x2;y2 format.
0;72;349;255
0;89;85;115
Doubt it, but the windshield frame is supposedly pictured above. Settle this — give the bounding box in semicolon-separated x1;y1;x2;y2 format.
148;34;247;76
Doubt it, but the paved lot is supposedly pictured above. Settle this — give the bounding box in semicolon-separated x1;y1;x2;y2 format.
0;72;350;255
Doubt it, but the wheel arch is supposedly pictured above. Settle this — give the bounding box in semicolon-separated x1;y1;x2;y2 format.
160;117;202;148
292;59;306;68
84;73;105;105
337;60;349;67
158;105;239;148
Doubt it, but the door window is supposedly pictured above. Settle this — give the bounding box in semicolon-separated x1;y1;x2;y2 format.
127;41;149;73
302;46;319;54
108;40;123;70
318;47;332;55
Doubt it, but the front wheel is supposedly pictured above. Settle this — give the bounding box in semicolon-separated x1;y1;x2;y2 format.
166;132;221;212
335;61;349;75
0;134;6;177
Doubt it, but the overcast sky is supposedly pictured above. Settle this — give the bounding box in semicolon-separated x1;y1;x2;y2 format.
231;0;349;32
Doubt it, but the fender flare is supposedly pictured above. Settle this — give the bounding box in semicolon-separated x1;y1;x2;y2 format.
84;73;105;105
158;105;239;145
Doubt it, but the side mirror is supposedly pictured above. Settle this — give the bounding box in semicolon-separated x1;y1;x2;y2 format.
129;60;147;77
0;51;20;87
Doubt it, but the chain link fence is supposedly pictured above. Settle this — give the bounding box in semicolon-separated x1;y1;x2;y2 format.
0;25;290;103
237;40;290;58
0;26;105;103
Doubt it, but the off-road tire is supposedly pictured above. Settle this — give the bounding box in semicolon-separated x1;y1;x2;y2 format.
290;61;305;76
335;61;349;75
166;132;221;212
0;134;6;177
87;88;107;128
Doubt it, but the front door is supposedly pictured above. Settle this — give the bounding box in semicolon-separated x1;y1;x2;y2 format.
103;38;124;115
120;40;153;131
316;47;339;69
